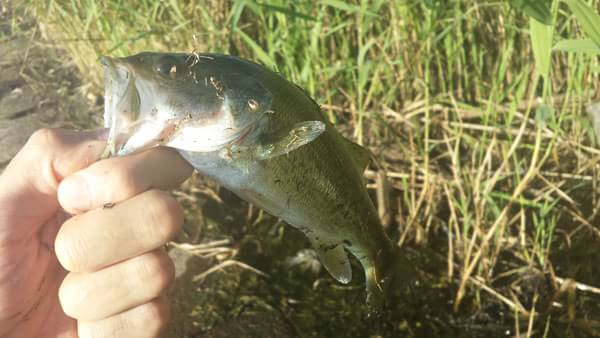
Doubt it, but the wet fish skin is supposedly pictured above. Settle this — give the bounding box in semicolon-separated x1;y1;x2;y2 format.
101;52;414;310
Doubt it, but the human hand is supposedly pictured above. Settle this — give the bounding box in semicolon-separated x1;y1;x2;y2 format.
0;129;193;338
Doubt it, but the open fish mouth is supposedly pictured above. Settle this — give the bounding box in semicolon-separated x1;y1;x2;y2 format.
100;55;263;158
100;56;143;157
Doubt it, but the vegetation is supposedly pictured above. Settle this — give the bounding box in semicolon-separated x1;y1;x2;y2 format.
23;0;600;337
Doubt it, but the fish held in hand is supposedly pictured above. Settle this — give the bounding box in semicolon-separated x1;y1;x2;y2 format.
101;52;414;310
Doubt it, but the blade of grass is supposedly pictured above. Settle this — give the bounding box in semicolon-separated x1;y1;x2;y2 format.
553;38;600;53
529;16;554;80
511;0;553;24
564;0;600;46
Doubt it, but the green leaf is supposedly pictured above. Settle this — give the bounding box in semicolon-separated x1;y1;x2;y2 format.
423;0;443;10
320;0;377;17
553;38;600;53
530;17;554;78
564;0;600;47
235;28;277;70
510;0;553;25
257;3;316;21
321;0;360;12
229;0;247;30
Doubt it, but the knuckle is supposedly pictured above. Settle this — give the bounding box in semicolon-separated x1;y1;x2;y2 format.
105;165;143;199
143;190;183;243
76;323;100;338
84;159;144;205
135;252;175;295
58;274;80;318
55;224;88;272
27;128;62;149
77;319;116;338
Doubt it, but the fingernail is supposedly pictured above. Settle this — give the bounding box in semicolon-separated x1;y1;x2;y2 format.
58;173;92;213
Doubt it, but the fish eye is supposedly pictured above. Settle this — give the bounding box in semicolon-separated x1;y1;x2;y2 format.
154;56;181;79
247;99;260;112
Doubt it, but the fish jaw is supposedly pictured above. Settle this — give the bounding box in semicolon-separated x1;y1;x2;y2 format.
101;56;145;157
102;55;182;157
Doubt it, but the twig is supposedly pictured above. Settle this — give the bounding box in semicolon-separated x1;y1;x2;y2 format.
468;276;527;315
555;277;600;295
376;170;392;228
192;260;269;282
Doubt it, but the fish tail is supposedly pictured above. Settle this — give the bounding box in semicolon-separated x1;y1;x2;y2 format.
365;265;385;311
366;245;416;313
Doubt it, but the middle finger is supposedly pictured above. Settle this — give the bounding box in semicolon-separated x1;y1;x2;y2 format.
55;190;182;272
59;249;174;321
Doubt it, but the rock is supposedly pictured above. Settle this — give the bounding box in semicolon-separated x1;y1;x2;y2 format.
0;86;37;119
0;37;28;65
0;65;24;95
0;112;44;168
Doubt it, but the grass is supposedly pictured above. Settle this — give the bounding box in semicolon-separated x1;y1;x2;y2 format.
26;0;600;337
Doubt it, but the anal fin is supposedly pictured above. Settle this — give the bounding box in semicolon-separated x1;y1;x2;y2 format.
309;239;352;284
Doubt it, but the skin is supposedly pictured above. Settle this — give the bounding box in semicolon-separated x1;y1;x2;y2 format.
0;128;192;338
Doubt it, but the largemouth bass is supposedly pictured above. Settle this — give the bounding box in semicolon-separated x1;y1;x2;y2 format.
100;52;412;309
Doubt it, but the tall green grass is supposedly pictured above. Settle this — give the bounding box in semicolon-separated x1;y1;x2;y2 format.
29;0;600;335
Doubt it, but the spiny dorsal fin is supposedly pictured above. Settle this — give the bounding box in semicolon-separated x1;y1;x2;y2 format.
308;238;352;284
342;137;371;172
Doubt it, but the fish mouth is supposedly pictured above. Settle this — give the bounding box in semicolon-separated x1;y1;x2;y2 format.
100;56;143;157
101;56;139;121
99;54;269;158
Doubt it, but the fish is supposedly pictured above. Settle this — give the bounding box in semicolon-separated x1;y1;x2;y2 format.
100;52;414;310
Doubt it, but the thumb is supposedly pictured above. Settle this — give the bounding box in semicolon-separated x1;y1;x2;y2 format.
0;128;107;238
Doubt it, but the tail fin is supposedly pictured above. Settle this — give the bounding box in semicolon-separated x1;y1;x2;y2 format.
365;265;385;310
365;246;416;313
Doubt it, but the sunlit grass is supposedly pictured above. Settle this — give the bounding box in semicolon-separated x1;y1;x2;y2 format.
28;0;600;336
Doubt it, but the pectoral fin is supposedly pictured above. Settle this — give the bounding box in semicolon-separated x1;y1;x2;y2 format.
254;121;326;160
308;239;352;284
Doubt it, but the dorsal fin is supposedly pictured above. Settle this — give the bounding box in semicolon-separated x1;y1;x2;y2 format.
342;137;371;172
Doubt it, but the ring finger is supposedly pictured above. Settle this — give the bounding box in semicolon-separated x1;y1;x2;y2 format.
55;189;182;272
77;295;170;338
59;249;174;321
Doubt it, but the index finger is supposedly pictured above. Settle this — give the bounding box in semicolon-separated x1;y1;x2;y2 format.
57;147;193;214
0;129;106;240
